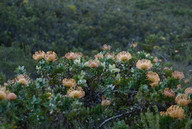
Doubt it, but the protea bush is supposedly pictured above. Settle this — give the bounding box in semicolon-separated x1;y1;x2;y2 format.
0;44;192;128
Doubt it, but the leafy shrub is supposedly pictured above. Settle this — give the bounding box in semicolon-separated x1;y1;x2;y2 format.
0;45;192;128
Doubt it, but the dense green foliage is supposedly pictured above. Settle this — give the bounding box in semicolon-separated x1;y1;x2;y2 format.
0;48;192;128
0;0;192;80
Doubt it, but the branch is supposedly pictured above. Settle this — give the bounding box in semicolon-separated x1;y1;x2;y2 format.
97;114;123;129
97;105;144;129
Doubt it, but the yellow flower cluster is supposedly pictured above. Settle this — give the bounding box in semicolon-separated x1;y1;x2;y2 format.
102;44;111;51
62;79;85;99
67;86;85;99
185;87;192;95
136;59;153;70
146;71;160;87
172;71;185;80
116;51;132;61
160;105;185;119
101;96;112;106
46;92;53;100
16;74;30;85
0;87;17;100
33;51;45;60
105;53;115;60
89;60;100;68
163;88;175;98
184;79;190;84
152;57;158;63
44;51;58;62
33;51;58;62
175;94;191;106
62;78;77;88
65;52;82;60
4;79;15;86
130;43;138;48
94;53;104;59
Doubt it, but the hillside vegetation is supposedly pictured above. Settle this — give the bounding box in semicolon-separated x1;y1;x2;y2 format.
0;0;192;81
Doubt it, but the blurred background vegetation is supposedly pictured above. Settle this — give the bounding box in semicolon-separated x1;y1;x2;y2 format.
0;0;192;83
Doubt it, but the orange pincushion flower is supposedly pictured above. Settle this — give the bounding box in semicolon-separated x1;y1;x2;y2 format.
46;92;53;99
44;51;58;62
68;90;82;98
16;74;30;85
94;53;104;59
130;43;138;48
152;57;158;63
116;51;132;61
177;84;181;89
65;52;82;60
102;44;111;51
105;53;115;60
163;88;175;98
172;71;184;80
89;60;100;68
33;51;45;60
4;79;15;86
6;93;17;100
0;91;6;100
146;71;160;87
67;86;85;98
136;59;153;70
101;96;112;106
175;94;191;106
164;67;170;70
166;105;185;119
184;79;190;84
185;87;192;95
62;78;77;87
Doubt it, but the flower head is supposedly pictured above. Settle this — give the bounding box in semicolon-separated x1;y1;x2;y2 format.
62;78;77;88
152;57;158;63
16;74;30;85
102;44;111;51
184;79;190;84
105;53;115;60
46;92;53;99
0;91;6;100
175;94;191;106
44;51;58;62
67;86;85;98
177;84;181;89
89;60;100;68
130;43;138;48
185;87;192;95
6;93;17;100
94;53;103;59
163;88;175;98
136;59;153;70
146;71;160;87
101;96;112;106
166;105;185;119
172;71;185;80
65;52;82;60
4;79;15;86
116;51;132;62
164;67;170;70
33;50;45;60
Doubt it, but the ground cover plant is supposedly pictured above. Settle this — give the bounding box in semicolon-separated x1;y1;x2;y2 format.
0;44;192;128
